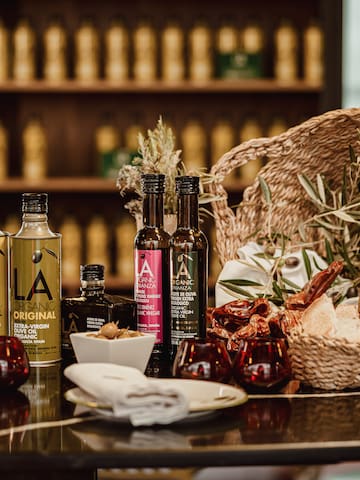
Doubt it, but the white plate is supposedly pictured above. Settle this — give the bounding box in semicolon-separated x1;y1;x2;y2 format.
65;379;247;420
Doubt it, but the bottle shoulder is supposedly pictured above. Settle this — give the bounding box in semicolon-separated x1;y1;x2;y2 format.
170;228;208;248
135;227;170;248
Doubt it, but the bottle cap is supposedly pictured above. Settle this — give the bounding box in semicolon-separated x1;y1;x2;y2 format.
141;173;165;194
80;264;105;282
175;175;200;194
22;193;48;214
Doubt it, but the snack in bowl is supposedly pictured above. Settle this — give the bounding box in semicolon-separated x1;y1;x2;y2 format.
70;324;156;373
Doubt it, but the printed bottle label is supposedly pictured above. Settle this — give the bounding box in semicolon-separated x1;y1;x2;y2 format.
135;249;163;343
171;251;199;345
10;236;61;364
0;233;8;335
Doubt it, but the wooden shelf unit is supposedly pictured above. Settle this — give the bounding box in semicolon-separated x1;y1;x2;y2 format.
0;0;343;295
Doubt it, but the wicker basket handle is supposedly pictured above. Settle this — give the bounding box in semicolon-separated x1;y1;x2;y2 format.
209;108;360;266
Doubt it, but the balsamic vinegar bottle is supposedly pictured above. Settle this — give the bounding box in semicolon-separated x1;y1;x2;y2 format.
170;175;208;357
61;263;137;364
61;264;112;363
134;173;171;377
10;193;62;365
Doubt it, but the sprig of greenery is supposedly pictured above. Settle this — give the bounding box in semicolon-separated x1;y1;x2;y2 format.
298;140;360;285
218;135;360;304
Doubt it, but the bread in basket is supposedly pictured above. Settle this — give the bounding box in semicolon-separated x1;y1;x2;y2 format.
208;107;360;391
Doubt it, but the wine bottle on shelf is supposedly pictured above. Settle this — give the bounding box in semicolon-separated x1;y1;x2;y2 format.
189;19;213;81
13;17;36;81
133;19;157;81
170;175;208;358
74;17;99;82
10;193;62;365
115;216;136;279
134;173;171;377
303;19;324;84
274;19;299;82
43;16;67;82
0;19;9;81
0;120;8;180
211;116;236;183
86;215;111;273
161;19;185;81
105;17;129;82
181;117;207;172
60;214;82;280
22;115;47;180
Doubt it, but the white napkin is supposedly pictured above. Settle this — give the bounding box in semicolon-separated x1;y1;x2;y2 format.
215;242;328;307
64;363;189;427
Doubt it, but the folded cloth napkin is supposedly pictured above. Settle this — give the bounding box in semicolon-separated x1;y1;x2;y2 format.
64;363;189;427
215;242;329;307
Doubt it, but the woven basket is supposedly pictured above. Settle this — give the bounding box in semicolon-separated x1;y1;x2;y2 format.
287;329;360;390
209;107;360;267
209;107;360;391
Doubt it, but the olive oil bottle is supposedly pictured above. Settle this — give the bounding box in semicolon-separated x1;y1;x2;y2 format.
134;173;171;377
170;176;208;357
10;193;61;365
0;230;9;335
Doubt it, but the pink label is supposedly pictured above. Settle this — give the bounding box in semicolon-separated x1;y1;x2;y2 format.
135;250;163;343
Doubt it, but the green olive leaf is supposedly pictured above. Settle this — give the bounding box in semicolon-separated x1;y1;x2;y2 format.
259;176;272;204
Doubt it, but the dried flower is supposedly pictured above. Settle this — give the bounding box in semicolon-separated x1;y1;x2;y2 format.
116;116;185;215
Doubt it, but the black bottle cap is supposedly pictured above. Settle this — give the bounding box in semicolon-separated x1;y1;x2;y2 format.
175;175;200;194
80;264;105;282
141;173;165;194
22;193;48;214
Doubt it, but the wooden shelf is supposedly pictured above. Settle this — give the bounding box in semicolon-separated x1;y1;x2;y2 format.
0;79;323;94
0;177;118;193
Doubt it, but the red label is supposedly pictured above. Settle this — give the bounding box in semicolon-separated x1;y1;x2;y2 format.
135;250;163;343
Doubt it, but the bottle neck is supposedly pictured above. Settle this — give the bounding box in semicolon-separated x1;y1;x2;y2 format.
177;193;199;229
142;192;164;228
80;280;105;297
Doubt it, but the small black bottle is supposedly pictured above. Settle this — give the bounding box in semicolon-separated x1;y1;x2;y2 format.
170;175;208;357
61;263;136;364
134;173;171;377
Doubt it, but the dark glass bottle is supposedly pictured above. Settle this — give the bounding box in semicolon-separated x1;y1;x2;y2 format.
134;173;171;377
170;175;208;358
61;263;136;364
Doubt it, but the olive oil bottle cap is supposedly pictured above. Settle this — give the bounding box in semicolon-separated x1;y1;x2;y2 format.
22;192;48;213
80;263;105;282
175;175;199;195
141;173;165;194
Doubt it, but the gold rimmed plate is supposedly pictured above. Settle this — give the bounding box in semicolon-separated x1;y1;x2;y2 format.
65;379;247;423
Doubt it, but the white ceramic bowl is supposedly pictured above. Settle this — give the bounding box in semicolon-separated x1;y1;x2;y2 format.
70;332;156;373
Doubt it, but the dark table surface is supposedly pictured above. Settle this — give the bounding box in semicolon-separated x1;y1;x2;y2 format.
1;362;360;479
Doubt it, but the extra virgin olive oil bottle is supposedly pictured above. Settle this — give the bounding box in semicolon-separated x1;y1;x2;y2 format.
170;176;208;357
134;173;171;377
10;193;61;365
0;230;9;335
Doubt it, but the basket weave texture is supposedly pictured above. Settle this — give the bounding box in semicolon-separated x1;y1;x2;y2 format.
209;107;360;391
209;107;360;267
287;329;360;390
